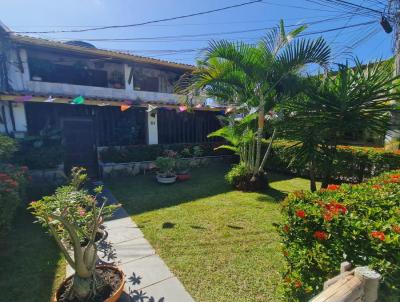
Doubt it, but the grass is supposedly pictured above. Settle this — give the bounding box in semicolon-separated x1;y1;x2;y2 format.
0;209;66;302
107;163;318;302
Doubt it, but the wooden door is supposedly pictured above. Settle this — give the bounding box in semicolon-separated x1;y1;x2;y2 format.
62;118;98;178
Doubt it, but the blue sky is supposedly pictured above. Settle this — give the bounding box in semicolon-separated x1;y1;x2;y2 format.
0;0;393;66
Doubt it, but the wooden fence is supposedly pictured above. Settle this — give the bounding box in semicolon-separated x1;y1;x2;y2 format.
311;262;381;302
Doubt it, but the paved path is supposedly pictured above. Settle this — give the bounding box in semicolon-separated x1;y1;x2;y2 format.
67;187;195;302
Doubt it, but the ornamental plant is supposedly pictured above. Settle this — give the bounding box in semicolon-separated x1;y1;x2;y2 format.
155;150;177;177
29;167;118;301
0;163;29;236
277;170;400;301
269;139;400;183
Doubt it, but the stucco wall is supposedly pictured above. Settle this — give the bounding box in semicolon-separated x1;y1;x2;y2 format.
6;47;204;105
0;101;27;134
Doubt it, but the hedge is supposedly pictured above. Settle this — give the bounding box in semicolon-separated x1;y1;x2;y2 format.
268;140;400;182
99;142;233;163
277;170;400;301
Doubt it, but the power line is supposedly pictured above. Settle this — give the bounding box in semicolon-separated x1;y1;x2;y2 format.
13;0;263;34
43;17;373;43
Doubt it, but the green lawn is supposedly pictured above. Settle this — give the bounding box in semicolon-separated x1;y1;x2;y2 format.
0;209;66;302
107;163;317;302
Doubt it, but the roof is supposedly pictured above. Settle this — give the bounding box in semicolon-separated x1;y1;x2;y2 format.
3;30;195;72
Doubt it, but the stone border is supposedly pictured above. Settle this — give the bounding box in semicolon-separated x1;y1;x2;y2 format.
99;155;236;178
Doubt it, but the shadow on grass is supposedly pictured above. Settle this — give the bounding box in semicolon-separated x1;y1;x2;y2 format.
0;209;65;302
106;164;234;216
106;164;310;216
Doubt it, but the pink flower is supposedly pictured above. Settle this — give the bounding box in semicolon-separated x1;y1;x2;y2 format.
79;210;86;216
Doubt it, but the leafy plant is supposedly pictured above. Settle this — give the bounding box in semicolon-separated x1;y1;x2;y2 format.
0;135;18;162
0;163;29;237
277;170;400;301
278;59;400;190
29;167;118;301
269;140;400;183
177;19;330;184
155;154;176;177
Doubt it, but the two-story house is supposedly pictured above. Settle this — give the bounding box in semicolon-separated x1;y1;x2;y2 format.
0;21;223;175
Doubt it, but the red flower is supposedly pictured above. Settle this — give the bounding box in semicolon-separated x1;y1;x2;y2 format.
283;224;290;233
372;185;382;190
370;231;385;241
390;174;400;179
327;184;340;191
313;231;328;241
294;280;302;288
323;212;333;221
324;201;347;215
295;210;306;219
392;225;400;234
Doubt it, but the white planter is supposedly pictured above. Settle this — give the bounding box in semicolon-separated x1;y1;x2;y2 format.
156;174;177;184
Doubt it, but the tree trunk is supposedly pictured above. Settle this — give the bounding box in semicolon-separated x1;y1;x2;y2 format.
258;128;277;173
309;159;317;192
253;100;265;176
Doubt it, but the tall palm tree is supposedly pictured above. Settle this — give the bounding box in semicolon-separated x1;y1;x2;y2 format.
279;59;400;190
178;20;331;183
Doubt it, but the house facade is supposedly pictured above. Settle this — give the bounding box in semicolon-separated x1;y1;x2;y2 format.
0;21;223;176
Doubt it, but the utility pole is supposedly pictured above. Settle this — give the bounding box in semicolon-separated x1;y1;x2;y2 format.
384;0;400;150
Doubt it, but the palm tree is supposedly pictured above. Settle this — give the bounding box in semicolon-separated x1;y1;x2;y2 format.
177;20;331;186
278;59;400;190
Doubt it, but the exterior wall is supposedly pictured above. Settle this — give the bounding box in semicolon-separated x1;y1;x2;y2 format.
5;47;203;105
0;100;27;135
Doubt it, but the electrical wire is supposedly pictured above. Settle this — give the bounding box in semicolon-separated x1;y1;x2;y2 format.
13;0;263;34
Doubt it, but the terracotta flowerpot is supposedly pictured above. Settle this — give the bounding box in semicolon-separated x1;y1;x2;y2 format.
53;265;125;302
176;173;191;181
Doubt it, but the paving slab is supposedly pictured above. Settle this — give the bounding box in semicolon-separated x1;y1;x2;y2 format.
104;218;145;244
66;184;195;302
129;277;195;302
122;254;174;291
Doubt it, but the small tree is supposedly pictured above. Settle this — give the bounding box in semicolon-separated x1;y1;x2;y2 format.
29;168;117;300
177;20;330;186
278;59;400;190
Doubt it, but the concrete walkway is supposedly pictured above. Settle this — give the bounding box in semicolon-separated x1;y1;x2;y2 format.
68;187;195;302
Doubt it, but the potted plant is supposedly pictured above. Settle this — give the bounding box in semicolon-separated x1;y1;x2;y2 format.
155;151;176;184
29;168;124;302
109;70;124;89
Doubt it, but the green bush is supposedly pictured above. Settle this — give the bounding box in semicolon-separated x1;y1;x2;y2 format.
99;142;232;163
277;170;400;301
269;140;400;182
13;145;64;169
225;163;248;186
0;164;29;237
0;135;18;162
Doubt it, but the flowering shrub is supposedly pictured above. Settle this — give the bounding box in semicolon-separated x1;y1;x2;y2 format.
0;164;29;236
277;170;400;301
269;140;400;182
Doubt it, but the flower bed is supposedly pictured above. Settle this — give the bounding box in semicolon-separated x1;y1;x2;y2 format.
0;164;29;237
277;170;400;301
269;140;400;182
